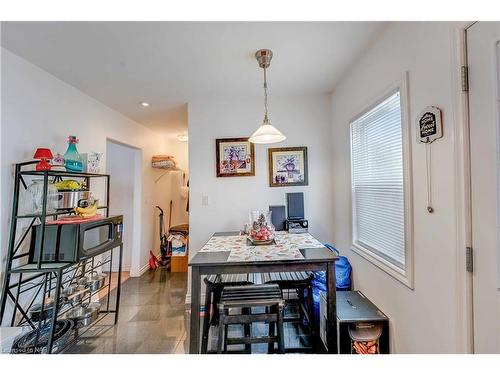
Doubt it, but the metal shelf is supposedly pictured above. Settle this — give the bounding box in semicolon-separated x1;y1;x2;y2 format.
15;206;109;219
9;262;74;274
19;170;110;178
9;242;121;274
0;161;121;354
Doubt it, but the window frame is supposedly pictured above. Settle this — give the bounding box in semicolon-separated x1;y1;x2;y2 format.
349;73;414;289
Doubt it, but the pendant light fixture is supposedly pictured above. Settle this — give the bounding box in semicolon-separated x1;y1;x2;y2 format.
249;49;286;144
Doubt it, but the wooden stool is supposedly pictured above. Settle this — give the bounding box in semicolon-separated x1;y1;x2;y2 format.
217;284;285;354
201;274;256;353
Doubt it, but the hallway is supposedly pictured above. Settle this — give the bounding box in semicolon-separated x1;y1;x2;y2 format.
66;271;189;354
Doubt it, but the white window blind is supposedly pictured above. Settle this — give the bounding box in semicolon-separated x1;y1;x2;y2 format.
350;90;406;270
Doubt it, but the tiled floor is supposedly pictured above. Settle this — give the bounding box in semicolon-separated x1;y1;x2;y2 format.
97;271;130;300
66;269;189;354
65;269;315;354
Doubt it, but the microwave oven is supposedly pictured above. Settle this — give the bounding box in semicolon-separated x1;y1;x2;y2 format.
28;215;123;263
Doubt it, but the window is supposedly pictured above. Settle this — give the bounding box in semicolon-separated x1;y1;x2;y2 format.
350;83;413;286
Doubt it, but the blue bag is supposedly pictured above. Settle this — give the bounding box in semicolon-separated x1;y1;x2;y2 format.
325;243;352;290
308;243;352;325
311;244;352;291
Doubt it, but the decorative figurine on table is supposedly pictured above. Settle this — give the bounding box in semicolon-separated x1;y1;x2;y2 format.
63;135;83;172
247;210;275;245
33;148;53;171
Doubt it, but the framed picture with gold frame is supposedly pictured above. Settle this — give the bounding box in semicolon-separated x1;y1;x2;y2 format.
268;146;308;187
216;137;255;177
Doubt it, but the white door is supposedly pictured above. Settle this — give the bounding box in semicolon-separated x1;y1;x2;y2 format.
468;21;500;353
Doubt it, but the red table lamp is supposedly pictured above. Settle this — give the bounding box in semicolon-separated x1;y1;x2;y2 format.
34;148;54;171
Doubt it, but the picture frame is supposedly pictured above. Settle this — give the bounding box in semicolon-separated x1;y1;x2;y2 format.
268;146;308;187
216;137;255;177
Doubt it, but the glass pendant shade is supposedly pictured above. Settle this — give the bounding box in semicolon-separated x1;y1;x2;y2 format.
249;117;286;144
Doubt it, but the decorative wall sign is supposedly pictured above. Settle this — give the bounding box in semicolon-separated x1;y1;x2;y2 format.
416;106;443;214
216;138;255;177
268;147;308;187
417;106;442;143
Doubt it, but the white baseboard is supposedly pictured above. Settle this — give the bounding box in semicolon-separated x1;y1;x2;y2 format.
129;262;150;277
138;263;150;276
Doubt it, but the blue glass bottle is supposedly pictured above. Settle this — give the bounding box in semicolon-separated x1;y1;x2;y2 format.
63;135;83;172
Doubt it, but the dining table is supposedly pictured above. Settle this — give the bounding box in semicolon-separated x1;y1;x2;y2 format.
188;231;339;354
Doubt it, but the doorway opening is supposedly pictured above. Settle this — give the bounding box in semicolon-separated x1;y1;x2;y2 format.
106;139;142;279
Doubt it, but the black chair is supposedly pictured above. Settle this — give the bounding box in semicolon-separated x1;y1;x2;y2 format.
217;284;285;354
201;273;257;353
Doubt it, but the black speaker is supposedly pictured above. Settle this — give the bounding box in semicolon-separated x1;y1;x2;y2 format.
286;192;304;220
269;205;286;231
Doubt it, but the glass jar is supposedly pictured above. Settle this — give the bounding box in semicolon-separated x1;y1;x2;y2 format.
248;210;275;242
63;135;83;172
23;180;59;215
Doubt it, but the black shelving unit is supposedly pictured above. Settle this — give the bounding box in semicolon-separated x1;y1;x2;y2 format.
0;161;123;353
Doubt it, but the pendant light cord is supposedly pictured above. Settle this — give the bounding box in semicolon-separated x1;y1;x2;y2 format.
263;67;269;119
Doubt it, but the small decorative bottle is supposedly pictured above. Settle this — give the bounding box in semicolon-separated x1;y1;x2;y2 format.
63;135;83;172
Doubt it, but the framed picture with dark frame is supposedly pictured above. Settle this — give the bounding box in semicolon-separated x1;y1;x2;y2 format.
216;137;255;177
268;146;308;187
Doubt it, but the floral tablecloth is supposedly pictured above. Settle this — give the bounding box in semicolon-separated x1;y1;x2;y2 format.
199;232;325;262
226;245;305;262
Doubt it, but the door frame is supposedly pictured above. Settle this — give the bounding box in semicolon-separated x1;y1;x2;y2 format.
106;137;143;277
462;21;500;353
453;21;478;354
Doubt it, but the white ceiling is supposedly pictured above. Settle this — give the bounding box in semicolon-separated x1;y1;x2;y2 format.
1;22;387;135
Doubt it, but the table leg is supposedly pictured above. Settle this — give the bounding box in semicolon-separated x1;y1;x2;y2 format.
326;261;338;353
189;266;201;354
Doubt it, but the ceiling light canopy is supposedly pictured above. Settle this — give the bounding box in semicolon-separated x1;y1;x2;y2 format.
249;49;286;144
139;101;150;107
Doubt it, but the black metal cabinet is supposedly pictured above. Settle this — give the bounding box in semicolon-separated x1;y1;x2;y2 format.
335;290;390;354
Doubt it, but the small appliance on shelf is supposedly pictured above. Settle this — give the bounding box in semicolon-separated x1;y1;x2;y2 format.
54;179;90;210
28;215;123;263
285;192;309;234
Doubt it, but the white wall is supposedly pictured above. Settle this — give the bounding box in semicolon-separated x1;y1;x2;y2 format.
188;94;334;255
0;48;170;277
329;22;465;353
